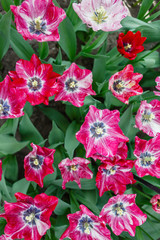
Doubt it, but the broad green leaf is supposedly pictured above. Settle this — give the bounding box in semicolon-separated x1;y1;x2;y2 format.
138;0;153;19
19;113;44;144
55;48;62;65
64;121;80;159
0;118;19;136
0;218;6;236
65;105;81;121
0;174;12;201
119;105;138;141
70;191;80;213
39;106;70;132
54;199;70;215
53;178;96;190
121;16;149;29
59;17;77;61
3;155;18;182
43;168;57;188
39;42;49;60
10;28;35;60
136;25;160;43
12;178;30;197
0;0;13;12
0;134;29;157
0;10;12;60
134;51;160;68
48;121;64;145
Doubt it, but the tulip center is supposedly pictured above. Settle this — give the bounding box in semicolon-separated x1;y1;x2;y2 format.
90;122;106;138
113;80;124;93
67;164;78;171
29;155;44;169
23;206;40;225
157;199;160;209
65;78;78;92
28;77;42;91
142;110;154;123
92;6;108;24
124;43;132;52
140;152;155;167
103;166;117;175
29;16;47;35
78;216;93;234
0;99;10;116
113;203;125;216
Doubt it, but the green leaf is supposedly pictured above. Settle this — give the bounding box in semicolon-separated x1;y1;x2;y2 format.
39;106;70;133
0;118;19;136
48;121;64;146
39;42;49;60
83;32;108;52
119;105;138;141
54;199;70;215
53;178;96;190
10;27;35;60
0;134;29;157
0;0;13;12
19;113;44;145
70;191;80;213
64;121;80;159
3;155;18;182
0;10;11;60
12;178;30;198
58;17;77;61
135;226;145;240
0;218;6;236
43;168;57;188
138;0;153;19
55;48;62;65
121;16;149;29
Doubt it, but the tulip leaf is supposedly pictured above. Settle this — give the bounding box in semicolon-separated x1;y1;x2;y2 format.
0;10;12;60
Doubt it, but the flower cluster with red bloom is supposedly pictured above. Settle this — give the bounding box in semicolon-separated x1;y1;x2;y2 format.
0;192;58;240
54;63;96;107
9;54;60;106
150;195;160;214
117;31;147;60
135;99;160;137
24;143;55;187
58;157;93;189
10;0;66;42
96;159;136;196
76;105;129;159
100;194;147;236
60;205;111;240
0;75;26;119
134;135;160;178
109;64;143;104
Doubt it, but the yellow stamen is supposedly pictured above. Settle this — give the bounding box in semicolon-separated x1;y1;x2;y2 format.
33;158;39;166
32;80;38;87
124;43;132;51
0;104;4;114
143;113;154;122
69;81;76;88
71;165;77;171
95;126;103;135
116;207;124;216
116;82;124;89
25;213;35;222
110;168;116;175
35;16;42;31
143;156;155;163
157;199;160;208
84;222;90;234
92;6;108;24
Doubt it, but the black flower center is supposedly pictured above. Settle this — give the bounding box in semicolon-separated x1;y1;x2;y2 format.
78;216;93;234
142;110;154;123
23;206;41;225
65;78;78;92
28;77;42;92
112;203;125;216
140;152;155;167
0;99;10;116
29;155;44;169
103;166;117;175
90;122;106;138
113;80;124;93
123;43;132;52
29;17;47;35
